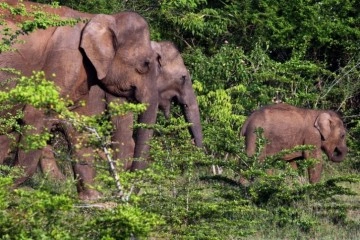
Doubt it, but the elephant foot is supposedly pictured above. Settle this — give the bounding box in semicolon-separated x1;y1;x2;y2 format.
78;189;103;201
239;177;251;187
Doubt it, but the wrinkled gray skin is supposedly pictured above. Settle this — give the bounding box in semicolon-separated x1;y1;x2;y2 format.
0;1;158;200
240;103;348;183
40;41;203;177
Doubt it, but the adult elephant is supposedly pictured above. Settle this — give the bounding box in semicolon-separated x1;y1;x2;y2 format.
0;1;158;200
40;41;203;177
240;103;347;183
112;41;203;170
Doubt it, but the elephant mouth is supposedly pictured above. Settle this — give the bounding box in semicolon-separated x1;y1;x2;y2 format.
330;147;347;162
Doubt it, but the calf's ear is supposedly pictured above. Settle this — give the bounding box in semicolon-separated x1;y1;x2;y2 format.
315;112;332;140
151;41;163;67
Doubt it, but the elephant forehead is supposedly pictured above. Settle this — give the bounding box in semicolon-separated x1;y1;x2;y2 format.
117;45;155;65
331;123;345;137
162;61;189;79
116;12;149;31
329;117;345;131
333;117;345;128
163;54;185;69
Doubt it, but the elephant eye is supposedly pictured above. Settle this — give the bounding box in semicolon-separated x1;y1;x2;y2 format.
144;59;150;68
157;55;162;67
136;58;151;74
181;75;186;85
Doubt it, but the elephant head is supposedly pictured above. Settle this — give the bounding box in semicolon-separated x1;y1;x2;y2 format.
80;13;157;98
315;112;348;162
151;41;203;148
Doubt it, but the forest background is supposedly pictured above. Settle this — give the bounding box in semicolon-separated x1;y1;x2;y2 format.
0;0;360;239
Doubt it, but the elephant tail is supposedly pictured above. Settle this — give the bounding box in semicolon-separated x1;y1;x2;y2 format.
240;118;251;136
240;117;258;157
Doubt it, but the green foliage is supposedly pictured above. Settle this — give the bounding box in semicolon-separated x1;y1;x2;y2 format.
0;166;74;239
33;0;125;14
108;101;147;117
1;189;74;239
86;205;163;240
0;71;70;111
1;0;360;239
0;166;164;239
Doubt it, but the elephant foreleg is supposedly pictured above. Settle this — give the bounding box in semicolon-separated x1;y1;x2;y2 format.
69;85;105;200
305;149;323;183
72;149;100;201
106;94;135;171
308;162;323;183
67;127;102;201
288;160;298;170
111;112;135;171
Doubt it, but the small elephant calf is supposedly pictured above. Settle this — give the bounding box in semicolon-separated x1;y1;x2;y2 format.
240;103;348;183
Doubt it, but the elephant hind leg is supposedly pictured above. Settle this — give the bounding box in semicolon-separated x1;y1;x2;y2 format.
40;145;66;181
245;131;257;157
0;135;14;165
13;148;42;187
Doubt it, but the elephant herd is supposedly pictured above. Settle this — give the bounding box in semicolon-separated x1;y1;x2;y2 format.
0;1;348;200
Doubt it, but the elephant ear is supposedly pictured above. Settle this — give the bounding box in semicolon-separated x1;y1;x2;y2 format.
80;14;116;80
315;112;332;140
151;41;162;67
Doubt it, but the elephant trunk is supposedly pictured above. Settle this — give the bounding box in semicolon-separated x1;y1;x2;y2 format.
131;100;159;171
330;146;348;162
182;90;203;148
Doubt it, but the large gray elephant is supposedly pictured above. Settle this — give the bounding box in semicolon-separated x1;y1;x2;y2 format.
240;103;348;183
40;41;203;178
0;1;159;200
112;41;203;170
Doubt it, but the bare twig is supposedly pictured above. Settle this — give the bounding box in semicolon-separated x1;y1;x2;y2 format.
84;126;124;198
317;57;360;107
